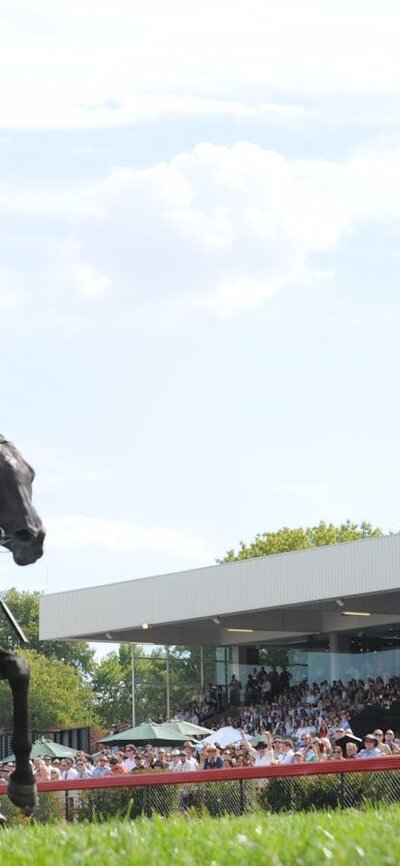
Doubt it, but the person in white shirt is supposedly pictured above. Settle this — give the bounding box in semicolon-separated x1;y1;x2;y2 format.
253;741;274;766
60;758;79;780
168;749;183;772
123;745;137;771
179;743;199;771
279;740;295;764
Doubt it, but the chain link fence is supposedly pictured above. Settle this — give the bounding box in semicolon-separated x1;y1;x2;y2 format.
1;758;400;825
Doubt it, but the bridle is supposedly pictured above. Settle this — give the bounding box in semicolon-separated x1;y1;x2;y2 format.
0;527;10;546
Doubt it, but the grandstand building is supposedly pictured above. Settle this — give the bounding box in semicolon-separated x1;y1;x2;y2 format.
40;533;400;717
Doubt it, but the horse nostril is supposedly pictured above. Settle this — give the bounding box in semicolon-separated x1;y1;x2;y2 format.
14;529;33;543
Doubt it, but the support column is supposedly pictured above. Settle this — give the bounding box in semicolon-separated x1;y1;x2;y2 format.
131;644;136;728
200;646;204;694
329;633;339;682
166;645;171;720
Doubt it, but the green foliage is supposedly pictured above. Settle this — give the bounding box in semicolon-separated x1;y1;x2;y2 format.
257;769;400;813
218;520;382;562
92;644;217;726
75;780;180;822
0;649;98;730
0;790;63;825
0;588;95;677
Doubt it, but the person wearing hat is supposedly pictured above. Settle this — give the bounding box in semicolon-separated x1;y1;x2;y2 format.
168;749;182;772
356;734;381;759
203;746;223;770
254;740;274;766
181;742;198;771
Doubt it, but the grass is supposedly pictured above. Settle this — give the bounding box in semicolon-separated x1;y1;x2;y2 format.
0;806;400;866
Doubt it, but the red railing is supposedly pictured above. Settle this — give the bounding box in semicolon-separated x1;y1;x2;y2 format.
32;754;400;794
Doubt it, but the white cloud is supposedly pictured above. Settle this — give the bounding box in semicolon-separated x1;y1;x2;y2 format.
63;142;352;317
1;2;400;129
45;515;212;560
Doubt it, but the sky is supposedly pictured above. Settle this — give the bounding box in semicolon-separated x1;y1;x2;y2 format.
1;0;400;609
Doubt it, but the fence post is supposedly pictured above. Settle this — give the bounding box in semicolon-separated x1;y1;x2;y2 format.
239;778;245;815
339;773;345;809
144;785;152;818
65;790;70;821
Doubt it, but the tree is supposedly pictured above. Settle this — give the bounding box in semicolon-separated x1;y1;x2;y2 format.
218;521;382;562
91;644;218;727
0;589;95;678
0;649;97;730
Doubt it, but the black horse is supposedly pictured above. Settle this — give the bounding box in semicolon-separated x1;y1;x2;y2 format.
0;435;45;809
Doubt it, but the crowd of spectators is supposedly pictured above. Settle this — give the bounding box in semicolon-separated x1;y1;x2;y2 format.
1;722;398;790
0;672;399;786
176;671;400;740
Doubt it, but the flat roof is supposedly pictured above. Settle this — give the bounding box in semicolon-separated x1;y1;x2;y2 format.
39;533;400;647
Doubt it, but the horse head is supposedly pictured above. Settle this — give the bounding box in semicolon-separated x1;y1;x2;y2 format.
0;436;45;566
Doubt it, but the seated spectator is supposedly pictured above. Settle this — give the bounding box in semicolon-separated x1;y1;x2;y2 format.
373;729;392;756
292;751;305;764
75;759;93;779
131;754;145;772
60;758;79;780
153;748;169;769
252;737;274;766
109;756;127;775
92;757;111;778
279;740;294;764
203;746;223;769
168;749;182;772
181;743;199;770
357;734;381;759
384;730;400;754
345;742;358;759
123;745;137;771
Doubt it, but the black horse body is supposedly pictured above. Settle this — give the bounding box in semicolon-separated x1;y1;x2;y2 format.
0;435;45;809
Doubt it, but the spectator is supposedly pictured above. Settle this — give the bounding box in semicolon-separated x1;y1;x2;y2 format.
384;730;400;754
292;752;305;764
109;756;127;775
92;757;111;778
357;734;381;759
168;749;182;772
60;758;79;780
203;746;223;769
279;740;294;764
123;746;137;771
75;760;93;779
345;742;358;759
373;729;392;756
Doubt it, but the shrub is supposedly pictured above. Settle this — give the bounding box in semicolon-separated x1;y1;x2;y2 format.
258;770;400;813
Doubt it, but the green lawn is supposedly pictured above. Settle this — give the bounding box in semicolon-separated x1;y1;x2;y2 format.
1;806;400;866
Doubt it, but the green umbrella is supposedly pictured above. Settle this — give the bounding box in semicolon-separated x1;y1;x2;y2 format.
99;722;186;747
163;721;214;738
2;739;79;764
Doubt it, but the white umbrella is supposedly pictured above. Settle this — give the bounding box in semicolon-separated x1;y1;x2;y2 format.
197;726;254;750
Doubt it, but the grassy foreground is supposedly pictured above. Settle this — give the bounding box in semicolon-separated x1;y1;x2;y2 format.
1;806;400;866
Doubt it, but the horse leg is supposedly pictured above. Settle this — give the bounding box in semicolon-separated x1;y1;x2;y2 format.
0;651;37;810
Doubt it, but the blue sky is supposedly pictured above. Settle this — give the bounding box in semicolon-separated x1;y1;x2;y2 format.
1;0;400;603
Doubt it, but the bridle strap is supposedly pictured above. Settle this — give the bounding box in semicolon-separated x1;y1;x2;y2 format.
0;527;10;546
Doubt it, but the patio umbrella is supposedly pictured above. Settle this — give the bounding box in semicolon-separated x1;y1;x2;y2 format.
335;733;363;753
197;726;256;750
2;739;79;764
163;721;214;738
99;722;185;746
